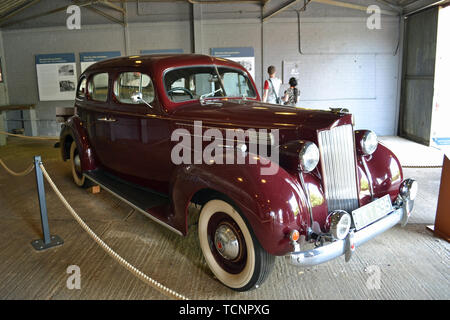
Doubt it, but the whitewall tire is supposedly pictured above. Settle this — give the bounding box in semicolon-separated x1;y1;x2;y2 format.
198;199;275;291
69;141;89;187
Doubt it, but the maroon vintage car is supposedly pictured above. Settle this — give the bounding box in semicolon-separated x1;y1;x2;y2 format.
60;54;418;291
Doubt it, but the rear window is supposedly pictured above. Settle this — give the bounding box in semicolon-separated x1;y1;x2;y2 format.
88;73;109;102
77;77;86;98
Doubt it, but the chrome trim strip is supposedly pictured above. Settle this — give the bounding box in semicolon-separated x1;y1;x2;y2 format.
174;122;275;145
298;172;314;230
83;174;183;236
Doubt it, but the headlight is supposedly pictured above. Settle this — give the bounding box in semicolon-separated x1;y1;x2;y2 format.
329;210;352;240
361;130;378;155
299;142;320;172
399;179;418;201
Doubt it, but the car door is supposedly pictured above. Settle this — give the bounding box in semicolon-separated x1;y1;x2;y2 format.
106;70;172;194
84;72;115;170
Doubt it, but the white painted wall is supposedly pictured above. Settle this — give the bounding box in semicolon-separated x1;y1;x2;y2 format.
0;5;402;136
201;16;402;135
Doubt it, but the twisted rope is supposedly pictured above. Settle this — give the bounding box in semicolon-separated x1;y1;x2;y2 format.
0;131;58;140
0;159;35;177
39;163;189;301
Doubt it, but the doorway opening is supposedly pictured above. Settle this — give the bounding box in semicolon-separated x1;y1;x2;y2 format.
430;5;450;155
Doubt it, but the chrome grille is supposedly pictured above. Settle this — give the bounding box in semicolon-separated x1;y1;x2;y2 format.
318;124;359;213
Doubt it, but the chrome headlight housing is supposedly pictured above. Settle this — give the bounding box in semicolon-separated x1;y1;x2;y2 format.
399;179;418;201
360;130;378;155
299;142;320;173
329;210;352;240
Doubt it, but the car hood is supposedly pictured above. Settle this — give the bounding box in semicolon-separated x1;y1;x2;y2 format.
169;99;353;133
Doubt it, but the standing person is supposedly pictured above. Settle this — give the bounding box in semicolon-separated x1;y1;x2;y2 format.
262;65;282;104
282;77;299;107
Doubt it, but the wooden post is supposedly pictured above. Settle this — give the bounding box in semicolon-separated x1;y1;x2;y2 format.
429;155;450;242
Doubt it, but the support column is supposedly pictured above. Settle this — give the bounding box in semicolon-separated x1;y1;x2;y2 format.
24;109;38;137
191;4;204;54
0;111;5;146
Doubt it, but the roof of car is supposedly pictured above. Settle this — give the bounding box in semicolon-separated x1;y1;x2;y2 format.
84;53;244;74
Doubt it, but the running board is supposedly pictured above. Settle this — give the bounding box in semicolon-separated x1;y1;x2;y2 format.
84;170;182;236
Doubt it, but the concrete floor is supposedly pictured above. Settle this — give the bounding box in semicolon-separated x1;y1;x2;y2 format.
0;137;448;300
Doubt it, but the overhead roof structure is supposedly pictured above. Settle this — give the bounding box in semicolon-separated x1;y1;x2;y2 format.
0;0;449;29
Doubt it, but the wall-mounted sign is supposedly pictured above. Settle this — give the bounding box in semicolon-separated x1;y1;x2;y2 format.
210;47;255;79
80;51;121;73
35;53;77;101
140;49;184;55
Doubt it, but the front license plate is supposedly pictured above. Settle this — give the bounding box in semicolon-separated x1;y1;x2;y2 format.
351;195;394;230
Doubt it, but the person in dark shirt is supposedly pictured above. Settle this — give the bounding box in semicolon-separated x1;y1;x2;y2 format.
282;77;299;107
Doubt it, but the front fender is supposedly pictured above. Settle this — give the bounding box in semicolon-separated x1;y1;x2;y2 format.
170;154;311;256
357;142;403;206
60;115;97;171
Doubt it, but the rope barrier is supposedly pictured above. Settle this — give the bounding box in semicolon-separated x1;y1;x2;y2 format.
38;163;189;301
0;159;35;177
0;151;189;300
0;131;59;140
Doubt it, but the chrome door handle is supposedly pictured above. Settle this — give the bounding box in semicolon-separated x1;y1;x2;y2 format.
97;116;117;122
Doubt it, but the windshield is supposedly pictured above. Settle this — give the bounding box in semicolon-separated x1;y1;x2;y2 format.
164;66;257;103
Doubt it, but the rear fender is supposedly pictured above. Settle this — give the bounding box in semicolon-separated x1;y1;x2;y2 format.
60;116;97;171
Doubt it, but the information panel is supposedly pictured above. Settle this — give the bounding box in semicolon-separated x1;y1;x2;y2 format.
35;53;77;101
210;47;255;79
80;51;121;73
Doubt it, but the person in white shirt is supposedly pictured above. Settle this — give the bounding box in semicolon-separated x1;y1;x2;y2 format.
262;65;282;104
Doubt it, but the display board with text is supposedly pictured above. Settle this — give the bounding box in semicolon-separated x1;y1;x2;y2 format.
80;51;121;73
211;47;255;80
35;53;77;101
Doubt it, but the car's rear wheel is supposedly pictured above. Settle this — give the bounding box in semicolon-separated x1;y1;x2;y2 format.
198;199;275;291
69;141;91;187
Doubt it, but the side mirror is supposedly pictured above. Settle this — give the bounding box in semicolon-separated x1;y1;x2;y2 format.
131;92;153;109
131;92;143;103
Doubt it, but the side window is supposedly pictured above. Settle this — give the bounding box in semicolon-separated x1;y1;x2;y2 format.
77;77;87;98
114;72;155;104
221;72;255;98
88;73;109;102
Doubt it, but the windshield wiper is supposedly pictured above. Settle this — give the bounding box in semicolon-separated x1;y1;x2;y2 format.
200;88;223;101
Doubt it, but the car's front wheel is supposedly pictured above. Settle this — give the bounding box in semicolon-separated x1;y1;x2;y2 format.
198;199;275;291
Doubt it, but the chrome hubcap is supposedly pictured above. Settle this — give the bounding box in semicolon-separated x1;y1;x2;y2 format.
214;223;239;260
74;154;81;174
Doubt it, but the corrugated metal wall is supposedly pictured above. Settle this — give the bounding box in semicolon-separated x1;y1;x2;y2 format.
399;7;439;145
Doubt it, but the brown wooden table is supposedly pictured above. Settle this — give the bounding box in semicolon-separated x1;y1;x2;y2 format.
431;155;450;242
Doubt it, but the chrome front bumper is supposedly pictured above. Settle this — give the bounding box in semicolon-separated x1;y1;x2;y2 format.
286;197;414;267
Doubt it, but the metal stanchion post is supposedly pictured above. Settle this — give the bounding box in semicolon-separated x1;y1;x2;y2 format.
31;156;63;251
